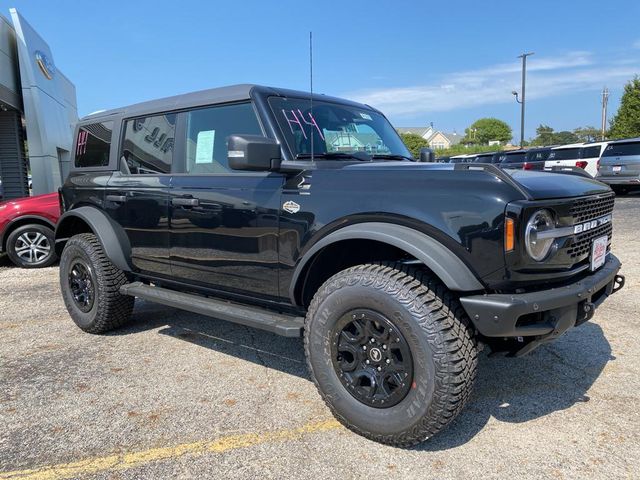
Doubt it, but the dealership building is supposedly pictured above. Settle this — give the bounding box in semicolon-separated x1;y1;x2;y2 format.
0;8;77;199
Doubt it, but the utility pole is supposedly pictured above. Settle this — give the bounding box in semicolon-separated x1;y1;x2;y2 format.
516;52;534;147
601;87;609;140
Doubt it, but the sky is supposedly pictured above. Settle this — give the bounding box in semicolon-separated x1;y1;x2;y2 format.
2;0;639;141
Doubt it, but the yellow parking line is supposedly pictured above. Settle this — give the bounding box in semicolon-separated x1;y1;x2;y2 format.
0;419;341;480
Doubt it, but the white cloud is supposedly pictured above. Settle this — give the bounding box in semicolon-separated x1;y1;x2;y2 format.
346;51;639;118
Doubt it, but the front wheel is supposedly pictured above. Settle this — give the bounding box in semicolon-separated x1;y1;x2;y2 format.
59;233;134;333
304;263;478;447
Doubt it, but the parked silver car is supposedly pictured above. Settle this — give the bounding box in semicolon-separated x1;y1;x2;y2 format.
596;138;640;194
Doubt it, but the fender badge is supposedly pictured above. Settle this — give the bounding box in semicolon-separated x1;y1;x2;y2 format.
283;200;300;214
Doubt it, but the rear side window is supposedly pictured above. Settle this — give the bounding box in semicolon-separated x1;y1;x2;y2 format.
602;142;640;157
548;148;581;161
581;146;601;158
75;121;113;168
121;113;176;174
501;153;526;163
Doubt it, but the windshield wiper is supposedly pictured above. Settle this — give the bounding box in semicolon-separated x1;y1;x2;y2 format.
371;154;414;162
296;152;371;161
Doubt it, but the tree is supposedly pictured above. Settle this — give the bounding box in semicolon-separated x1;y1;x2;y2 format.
531;125;579;146
609;76;640;139
461;118;512;145
399;132;429;158
531;124;554;146
573;126;600;142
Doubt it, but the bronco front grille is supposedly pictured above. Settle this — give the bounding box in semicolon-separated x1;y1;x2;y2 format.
566;222;613;259
569;193;615;223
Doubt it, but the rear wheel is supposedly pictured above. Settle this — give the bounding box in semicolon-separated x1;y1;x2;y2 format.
612;186;629;196
59;233;134;333
304;263;478;447
6;224;57;268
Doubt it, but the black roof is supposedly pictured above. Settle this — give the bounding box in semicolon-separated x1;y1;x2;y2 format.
82;84;377;122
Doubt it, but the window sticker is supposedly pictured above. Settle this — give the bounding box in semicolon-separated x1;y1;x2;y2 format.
195;130;215;164
359;112;372;121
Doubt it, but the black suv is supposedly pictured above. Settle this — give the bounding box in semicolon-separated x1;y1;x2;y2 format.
55;84;625;447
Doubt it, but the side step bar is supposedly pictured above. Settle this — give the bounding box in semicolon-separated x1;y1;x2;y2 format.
120;282;304;337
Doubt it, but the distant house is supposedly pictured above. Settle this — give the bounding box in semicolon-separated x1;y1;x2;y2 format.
397;126;465;150
396;126;434;140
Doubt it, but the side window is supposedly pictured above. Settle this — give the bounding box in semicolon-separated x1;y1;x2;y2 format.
185;103;262;174
121;113;176;174
75;121;113;168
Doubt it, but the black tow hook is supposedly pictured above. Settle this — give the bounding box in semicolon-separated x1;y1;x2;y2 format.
613;274;625;294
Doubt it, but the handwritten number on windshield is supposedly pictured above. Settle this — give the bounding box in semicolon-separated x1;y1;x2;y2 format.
282;109;325;141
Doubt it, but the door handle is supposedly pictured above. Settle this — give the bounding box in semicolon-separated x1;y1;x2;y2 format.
106;194;127;203
172;197;199;207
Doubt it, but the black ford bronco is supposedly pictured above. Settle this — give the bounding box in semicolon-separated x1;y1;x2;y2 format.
56;84;625;446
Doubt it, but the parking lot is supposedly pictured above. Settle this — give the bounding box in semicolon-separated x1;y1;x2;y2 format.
0;196;638;480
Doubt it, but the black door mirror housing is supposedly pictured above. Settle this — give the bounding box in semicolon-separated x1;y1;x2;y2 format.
419;147;435;163
227;135;282;171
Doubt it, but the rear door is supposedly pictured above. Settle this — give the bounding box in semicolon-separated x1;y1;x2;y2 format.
599;141;640;178
105;112;176;276
169;102;284;301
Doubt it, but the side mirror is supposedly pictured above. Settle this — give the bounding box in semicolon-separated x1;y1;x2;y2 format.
419;147;435;163
227;135;282;171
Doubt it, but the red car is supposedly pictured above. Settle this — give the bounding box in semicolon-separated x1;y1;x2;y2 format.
0;192;60;268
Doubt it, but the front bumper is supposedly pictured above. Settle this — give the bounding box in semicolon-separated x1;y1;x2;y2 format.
461;254;624;354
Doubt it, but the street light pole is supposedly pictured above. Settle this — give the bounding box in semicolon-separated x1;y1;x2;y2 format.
516;52;534;147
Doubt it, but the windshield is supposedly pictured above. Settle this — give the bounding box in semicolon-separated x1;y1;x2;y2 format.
269;97;411;159
602;142;640;157
548;148;581;161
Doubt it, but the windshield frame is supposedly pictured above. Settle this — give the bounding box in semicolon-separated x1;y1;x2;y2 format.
266;95;412;162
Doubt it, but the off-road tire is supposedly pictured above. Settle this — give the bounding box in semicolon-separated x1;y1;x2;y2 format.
59;233;134;333
6;224;57;268
304;263;478;447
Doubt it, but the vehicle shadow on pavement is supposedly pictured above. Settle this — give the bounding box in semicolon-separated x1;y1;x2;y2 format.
416;322;613;451
117;301;612;450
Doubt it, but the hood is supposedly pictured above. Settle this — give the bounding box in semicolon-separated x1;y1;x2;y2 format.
506;169;611;200
341;161;611;200
0;192;58;208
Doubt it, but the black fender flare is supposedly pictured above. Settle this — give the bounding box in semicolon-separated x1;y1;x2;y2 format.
290;222;485;302
55;207;133;272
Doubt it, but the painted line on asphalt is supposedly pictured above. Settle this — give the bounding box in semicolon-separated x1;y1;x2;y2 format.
0;419;341;480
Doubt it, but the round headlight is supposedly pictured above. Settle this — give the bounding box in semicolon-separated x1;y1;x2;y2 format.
525;209;555;261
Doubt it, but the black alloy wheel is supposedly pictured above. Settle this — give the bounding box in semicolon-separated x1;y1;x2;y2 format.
332;309;413;408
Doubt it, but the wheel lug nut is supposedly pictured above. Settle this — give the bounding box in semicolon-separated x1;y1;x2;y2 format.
377;366;382;371
363;345;367;350
365;360;370;364
396;338;400;342
370;338;375;343
386;359;390;364
382;345;387;350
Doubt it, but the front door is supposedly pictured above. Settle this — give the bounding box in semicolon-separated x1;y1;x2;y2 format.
105;112;177;276
169;102;283;300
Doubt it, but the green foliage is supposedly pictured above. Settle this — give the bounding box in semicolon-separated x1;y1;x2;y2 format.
609;76;640;139
399;132;430;158
530;125;579;146
573;126;601;142
434;144;504;158
461;118;512;145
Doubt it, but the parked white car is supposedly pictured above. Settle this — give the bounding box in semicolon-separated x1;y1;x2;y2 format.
544;142;607;177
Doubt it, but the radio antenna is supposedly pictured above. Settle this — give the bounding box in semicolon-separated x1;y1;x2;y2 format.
310;31;314;162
